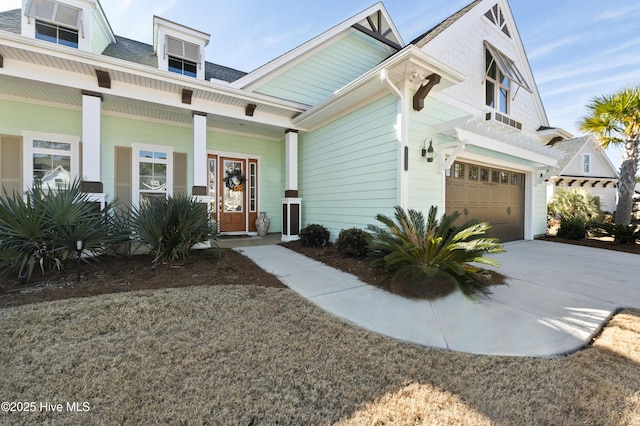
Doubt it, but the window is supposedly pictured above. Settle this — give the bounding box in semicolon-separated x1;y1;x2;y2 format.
453;162;465;179
35;20;78;47
485;49;511;114
583;154;591;174
166;36;199;77
133;144;173;206
249;161;257;212
484;4;511;38
23;131;79;192
27;0;81;48
168;56;197;78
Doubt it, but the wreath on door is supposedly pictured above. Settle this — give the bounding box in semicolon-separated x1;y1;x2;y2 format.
223;169;247;192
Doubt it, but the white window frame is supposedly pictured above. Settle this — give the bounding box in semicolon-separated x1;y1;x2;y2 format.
132;143;173;208
583;154;591;174
26;0;82;29
22;131;80;193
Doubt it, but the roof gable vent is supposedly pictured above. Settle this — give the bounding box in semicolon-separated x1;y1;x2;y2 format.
484;3;511;38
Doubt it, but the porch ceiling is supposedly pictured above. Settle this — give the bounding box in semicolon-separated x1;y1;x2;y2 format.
0;35;305;139
0;74;285;140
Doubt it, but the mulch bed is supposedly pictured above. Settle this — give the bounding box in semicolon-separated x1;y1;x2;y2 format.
0;249;284;309
280;240;506;299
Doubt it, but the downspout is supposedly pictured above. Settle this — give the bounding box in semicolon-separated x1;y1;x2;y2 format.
380;69;409;209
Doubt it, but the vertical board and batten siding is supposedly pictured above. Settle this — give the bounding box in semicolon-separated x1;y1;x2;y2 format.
207;131;284;233
254;32;392;106
299;95;398;239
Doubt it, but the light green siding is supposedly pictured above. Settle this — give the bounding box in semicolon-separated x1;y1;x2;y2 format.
299;95;398;239
101;115;192;201
0;99;81;136
90;11;113;54
407;97;467;215
255;32;392;106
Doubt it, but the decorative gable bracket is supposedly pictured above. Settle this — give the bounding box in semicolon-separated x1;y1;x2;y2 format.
412;73;441;111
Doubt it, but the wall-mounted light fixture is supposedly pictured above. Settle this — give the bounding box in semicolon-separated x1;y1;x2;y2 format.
422;138;436;162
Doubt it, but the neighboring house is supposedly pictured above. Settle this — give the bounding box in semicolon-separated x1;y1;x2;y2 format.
0;0;567;242
546;136;619;213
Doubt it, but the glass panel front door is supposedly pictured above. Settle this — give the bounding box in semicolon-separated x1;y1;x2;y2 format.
219;158;246;232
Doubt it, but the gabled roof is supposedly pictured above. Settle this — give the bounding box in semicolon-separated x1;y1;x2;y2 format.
551;136;619;178
410;0;482;47
231;2;403;90
101;36;246;83
0;9;21;35
408;0;550;129
0;8;246;83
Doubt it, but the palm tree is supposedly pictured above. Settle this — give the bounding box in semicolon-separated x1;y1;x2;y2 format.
579;86;640;225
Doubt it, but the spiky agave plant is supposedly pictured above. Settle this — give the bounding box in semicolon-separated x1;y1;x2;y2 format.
367;206;504;297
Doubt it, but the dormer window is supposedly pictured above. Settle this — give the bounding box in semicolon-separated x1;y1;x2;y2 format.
153;16;210;80
26;0;81;48
166;36;199;78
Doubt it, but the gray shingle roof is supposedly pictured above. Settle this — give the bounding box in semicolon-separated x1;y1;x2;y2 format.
0;9;247;83
0;9;21;35
410;0;483;47
551;136;590;174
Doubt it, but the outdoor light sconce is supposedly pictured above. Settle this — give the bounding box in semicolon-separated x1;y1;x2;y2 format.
422;138;436;162
75;238;85;282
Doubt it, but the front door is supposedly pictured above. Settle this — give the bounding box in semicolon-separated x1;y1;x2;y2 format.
219;157;247;232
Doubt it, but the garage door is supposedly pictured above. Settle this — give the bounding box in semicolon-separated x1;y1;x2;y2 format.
445;161;525;242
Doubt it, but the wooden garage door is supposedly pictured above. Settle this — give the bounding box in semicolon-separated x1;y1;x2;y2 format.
445;161;525;242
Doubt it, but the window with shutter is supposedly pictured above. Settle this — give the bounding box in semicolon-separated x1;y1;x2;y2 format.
166;36;199;77
27;0;81;48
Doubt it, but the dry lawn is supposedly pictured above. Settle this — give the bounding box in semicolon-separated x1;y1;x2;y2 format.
1;284;639;425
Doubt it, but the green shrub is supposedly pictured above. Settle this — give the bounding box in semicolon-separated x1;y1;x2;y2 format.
557;217;589;240
548;188;601;221
299;224;330;247
335;228;370;257
0;179;128;282
128;194;215;267
367;206;504;297
592;222;640;244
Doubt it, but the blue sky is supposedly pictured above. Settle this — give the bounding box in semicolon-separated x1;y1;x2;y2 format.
3;0;640;165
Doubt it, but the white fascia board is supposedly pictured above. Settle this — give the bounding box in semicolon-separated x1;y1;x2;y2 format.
292;45;464;128
0;53;295;129
231;2;403;90
455;127;558;167
0;32;308;114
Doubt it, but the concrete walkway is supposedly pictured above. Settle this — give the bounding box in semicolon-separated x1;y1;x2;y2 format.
235;240;640;357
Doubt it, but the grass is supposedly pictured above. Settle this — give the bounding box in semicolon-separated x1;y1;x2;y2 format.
1;280;639;424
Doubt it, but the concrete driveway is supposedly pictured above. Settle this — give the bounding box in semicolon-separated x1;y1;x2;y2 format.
237;240;640;357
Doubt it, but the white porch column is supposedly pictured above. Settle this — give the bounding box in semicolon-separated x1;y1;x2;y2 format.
282;129;301;242
81;91;104;196
192;112;207;195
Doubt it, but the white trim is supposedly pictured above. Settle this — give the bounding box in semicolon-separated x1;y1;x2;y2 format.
21;130;79;192
582;153;591;174
131;143;174;208
206;150;262;232
232;3;404;90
